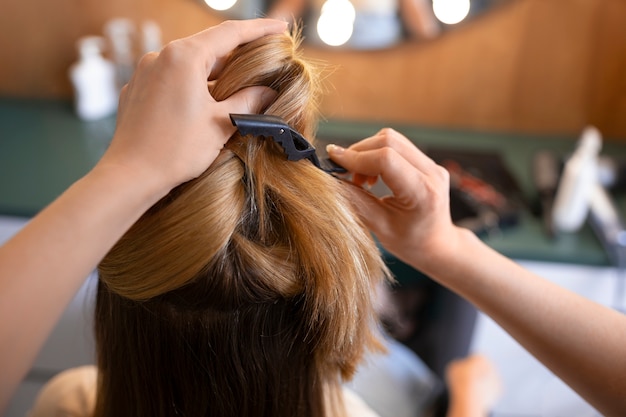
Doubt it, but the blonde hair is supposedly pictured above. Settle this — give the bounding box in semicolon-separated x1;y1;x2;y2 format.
95;29;390;417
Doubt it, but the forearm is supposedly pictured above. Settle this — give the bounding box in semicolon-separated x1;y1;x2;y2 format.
0;164;164;411
418;227;626;417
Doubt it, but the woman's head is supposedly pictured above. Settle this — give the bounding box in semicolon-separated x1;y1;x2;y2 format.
95;29;390;417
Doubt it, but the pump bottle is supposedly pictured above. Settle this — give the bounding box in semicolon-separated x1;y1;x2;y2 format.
69;36;118;121
551;126;602;233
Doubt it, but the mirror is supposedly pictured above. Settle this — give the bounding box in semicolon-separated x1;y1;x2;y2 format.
199;0;514;49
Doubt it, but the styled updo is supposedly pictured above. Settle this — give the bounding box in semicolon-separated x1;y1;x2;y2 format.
95;29;390;417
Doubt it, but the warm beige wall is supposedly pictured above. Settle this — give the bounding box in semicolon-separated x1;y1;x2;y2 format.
1;0;625;139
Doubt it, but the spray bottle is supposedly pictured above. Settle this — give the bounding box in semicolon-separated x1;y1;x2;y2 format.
551;126;602;233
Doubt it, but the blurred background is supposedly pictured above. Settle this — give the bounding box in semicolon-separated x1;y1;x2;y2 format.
1;0;625;138
1;1;626;416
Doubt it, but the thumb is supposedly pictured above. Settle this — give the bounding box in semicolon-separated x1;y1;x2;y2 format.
220;86;277;116
327;144;379;188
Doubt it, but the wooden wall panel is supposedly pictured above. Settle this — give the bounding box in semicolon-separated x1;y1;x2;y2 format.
509;0;598;134
0;0;624;139
587;0;626;139
306;0;626;139
0;0;221;98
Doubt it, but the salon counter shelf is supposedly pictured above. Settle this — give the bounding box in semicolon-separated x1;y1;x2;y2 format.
0;96;115;217
318;120;626;268
2;96;626;266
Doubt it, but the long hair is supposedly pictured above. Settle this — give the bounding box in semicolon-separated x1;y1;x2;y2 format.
94;29;391;417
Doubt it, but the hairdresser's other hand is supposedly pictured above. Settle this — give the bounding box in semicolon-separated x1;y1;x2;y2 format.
327;128;463;271
445;354;502;416
100;18;285;197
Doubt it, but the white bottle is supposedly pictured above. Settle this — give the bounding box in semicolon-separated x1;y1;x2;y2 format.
69;36;118;121
141;20;162;55
551;126;602;233
104;18;136;88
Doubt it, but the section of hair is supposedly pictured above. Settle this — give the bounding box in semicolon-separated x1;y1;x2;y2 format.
95;29;390;417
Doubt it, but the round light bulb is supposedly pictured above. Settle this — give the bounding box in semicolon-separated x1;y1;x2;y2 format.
433;0;471;25
317;0;356;47
204;0;237;11
320;0;356;23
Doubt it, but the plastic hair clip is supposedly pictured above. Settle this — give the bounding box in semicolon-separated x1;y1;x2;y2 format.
229;113;347;174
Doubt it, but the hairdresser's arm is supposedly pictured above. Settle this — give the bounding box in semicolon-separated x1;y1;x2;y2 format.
327;129;626;417
0;18;285;411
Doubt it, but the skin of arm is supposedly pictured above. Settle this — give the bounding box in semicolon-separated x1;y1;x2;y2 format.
327;128;626;417
0;18;286;412
445;354;502;417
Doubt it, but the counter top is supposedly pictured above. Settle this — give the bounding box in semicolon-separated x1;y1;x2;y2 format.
2;96;625;266
0;98;115;216
318;122;626;266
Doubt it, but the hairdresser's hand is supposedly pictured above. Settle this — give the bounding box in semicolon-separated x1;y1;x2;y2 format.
99;18;285;198
445;354;502;416
327;128;464;271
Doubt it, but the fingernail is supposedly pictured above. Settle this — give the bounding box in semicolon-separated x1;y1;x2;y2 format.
326;144;345;155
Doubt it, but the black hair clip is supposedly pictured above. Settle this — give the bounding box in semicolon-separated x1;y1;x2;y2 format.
229;114;346;174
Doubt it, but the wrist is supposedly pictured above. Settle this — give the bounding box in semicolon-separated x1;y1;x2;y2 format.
88;159;170;213
96;127;189;205
409;225;478;276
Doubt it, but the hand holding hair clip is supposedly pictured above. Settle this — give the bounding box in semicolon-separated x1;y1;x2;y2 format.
229;114;346;174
